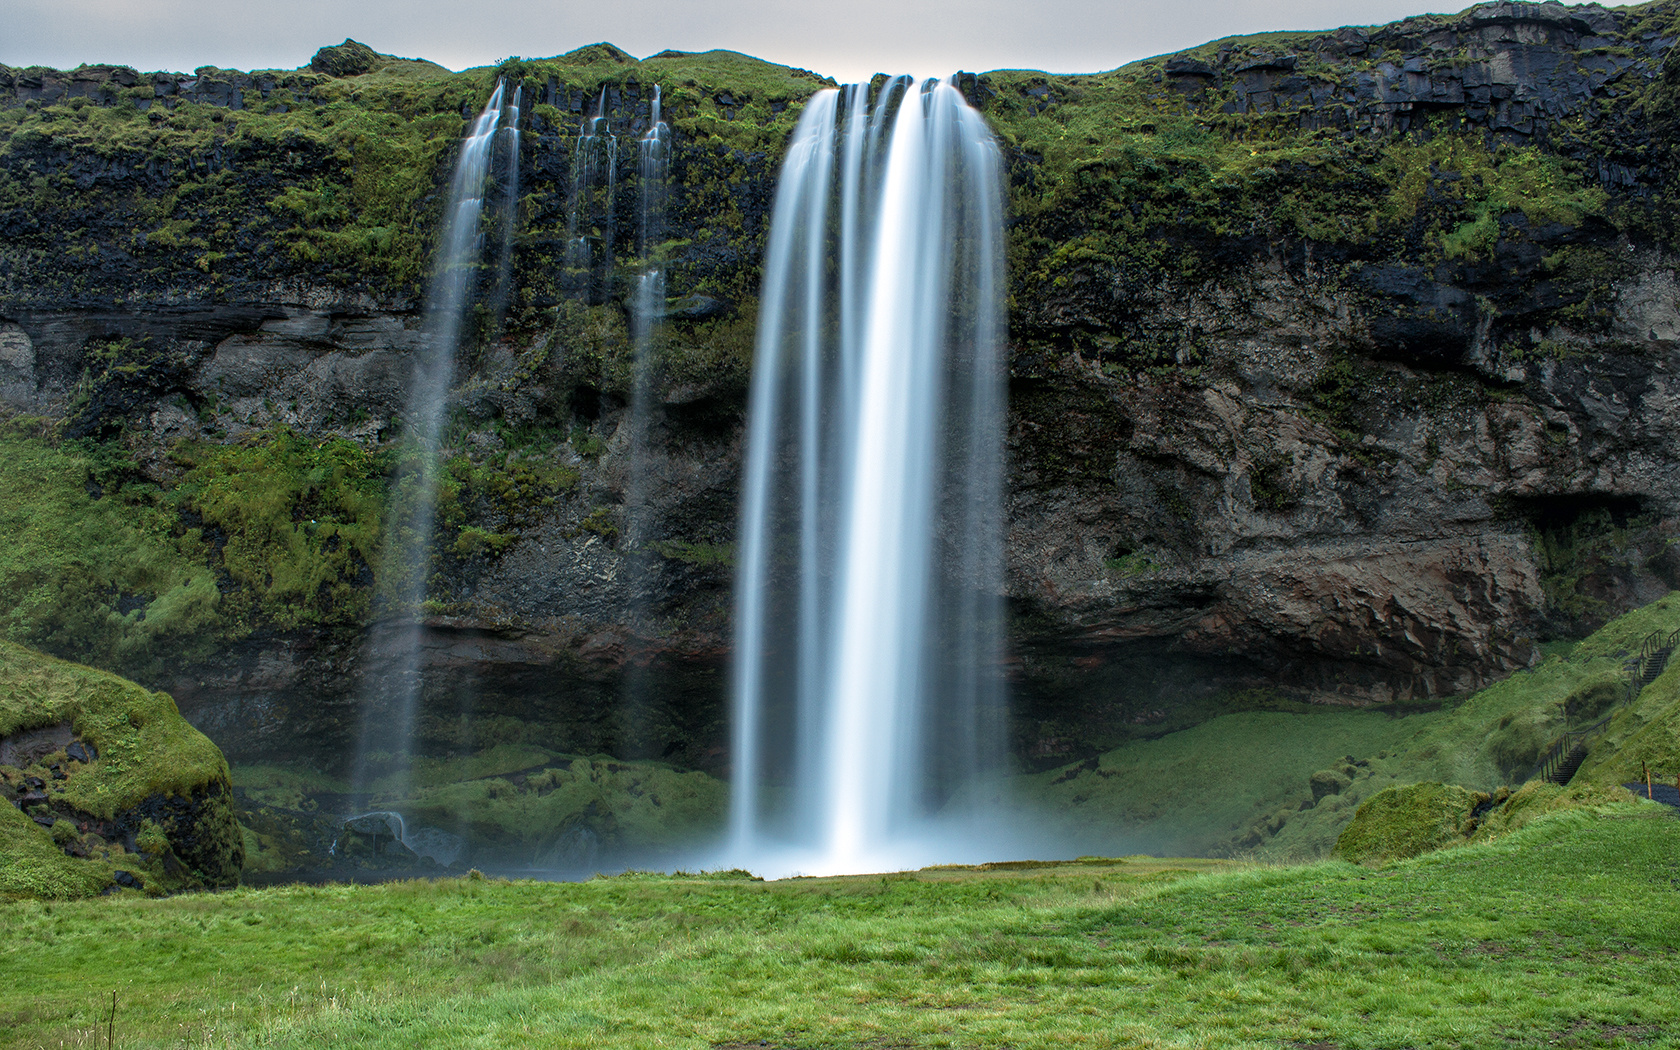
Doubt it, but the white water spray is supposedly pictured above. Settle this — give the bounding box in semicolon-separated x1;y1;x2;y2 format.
353;80;509;798
490;83;523;327
729;78;1008;877
625;87;670;557
566;88;619;288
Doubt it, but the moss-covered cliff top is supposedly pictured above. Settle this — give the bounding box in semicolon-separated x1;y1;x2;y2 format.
3;0;1675;314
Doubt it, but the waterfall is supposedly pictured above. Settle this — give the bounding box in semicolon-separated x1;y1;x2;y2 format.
729;78;1008;876
625;87;669;555
490;83;522;328
566;87;618;296
353;80;509;798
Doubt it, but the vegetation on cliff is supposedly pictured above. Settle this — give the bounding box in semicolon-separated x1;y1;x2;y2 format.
0;420;220;675
1026;592;1680;858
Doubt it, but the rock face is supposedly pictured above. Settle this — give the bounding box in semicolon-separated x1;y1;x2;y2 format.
1;4;1679;770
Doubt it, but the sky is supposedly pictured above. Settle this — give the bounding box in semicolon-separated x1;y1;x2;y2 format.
0;0;1577;83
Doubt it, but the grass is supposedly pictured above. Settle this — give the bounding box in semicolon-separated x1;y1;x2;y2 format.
0;804;1675;1048
0;424;220;675
1025;593;1680;859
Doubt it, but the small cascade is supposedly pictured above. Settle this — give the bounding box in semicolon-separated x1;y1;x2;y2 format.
729;78;1008;876
565;87;619;297
624;86;670;556
489;82;523;329
353;81;509;799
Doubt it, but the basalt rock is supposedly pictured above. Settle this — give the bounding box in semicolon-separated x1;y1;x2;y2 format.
1;6;1679;771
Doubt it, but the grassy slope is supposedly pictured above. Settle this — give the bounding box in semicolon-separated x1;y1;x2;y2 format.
1577;643;1680;793
1;805;1675;1048
1022;594;1680;859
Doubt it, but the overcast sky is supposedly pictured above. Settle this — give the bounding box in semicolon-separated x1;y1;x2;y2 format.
0;0;1607;83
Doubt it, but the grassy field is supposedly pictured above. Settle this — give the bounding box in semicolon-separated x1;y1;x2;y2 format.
2;802;1675;1049
1021;593;1680;861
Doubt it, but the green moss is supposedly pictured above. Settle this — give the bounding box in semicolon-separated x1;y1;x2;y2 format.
0;801;114;900
0;640;241;898
0;640;227;817
1333;782;1486;863
0;426;220;675
1102;549;1159;576
171;427;385;632
573;506;619;541
1335;778;1638;865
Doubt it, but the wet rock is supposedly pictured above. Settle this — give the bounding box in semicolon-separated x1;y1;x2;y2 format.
0;723;73;767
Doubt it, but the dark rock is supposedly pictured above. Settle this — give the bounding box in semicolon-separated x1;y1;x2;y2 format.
0;722;73;766
31;812;54;827
112;869;143;890
310;40;379;78
64;741;94;764
663;294;731;320
1165;58;1216;78
1235;54;1297;73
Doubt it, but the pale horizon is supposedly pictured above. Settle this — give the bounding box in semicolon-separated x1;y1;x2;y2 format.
3;0;1629;86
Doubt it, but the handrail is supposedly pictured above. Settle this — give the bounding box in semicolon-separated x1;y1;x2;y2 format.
1626;626;1680;703
1528;626;1678;786
1530;712;1613;785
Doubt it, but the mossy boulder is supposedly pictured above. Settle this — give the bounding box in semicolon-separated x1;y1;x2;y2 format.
0;640;242;898
1334;782;1490;864
1333;779;1640;865
309;40;381;78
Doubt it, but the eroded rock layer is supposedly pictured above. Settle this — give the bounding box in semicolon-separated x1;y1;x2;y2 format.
2;3;1679;769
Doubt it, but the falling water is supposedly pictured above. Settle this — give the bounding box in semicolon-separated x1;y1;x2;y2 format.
566;87;619;293
625;86;670;555
353;80;508;798
489;83;523;328
729;78;1008;876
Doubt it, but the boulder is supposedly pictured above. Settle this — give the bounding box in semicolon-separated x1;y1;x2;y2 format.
0;641;243;898
309;40;380;78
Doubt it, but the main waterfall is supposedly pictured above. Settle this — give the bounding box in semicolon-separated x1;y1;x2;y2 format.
730;77;1008;876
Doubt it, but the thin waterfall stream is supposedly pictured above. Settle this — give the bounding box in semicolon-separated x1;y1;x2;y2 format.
351;80;513;824
626;86;669;559
729;77;1009;877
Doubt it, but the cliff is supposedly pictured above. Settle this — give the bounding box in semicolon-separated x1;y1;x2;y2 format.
1;2;1679;771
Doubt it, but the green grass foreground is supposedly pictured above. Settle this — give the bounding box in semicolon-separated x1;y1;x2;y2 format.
3;806;1676;1049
